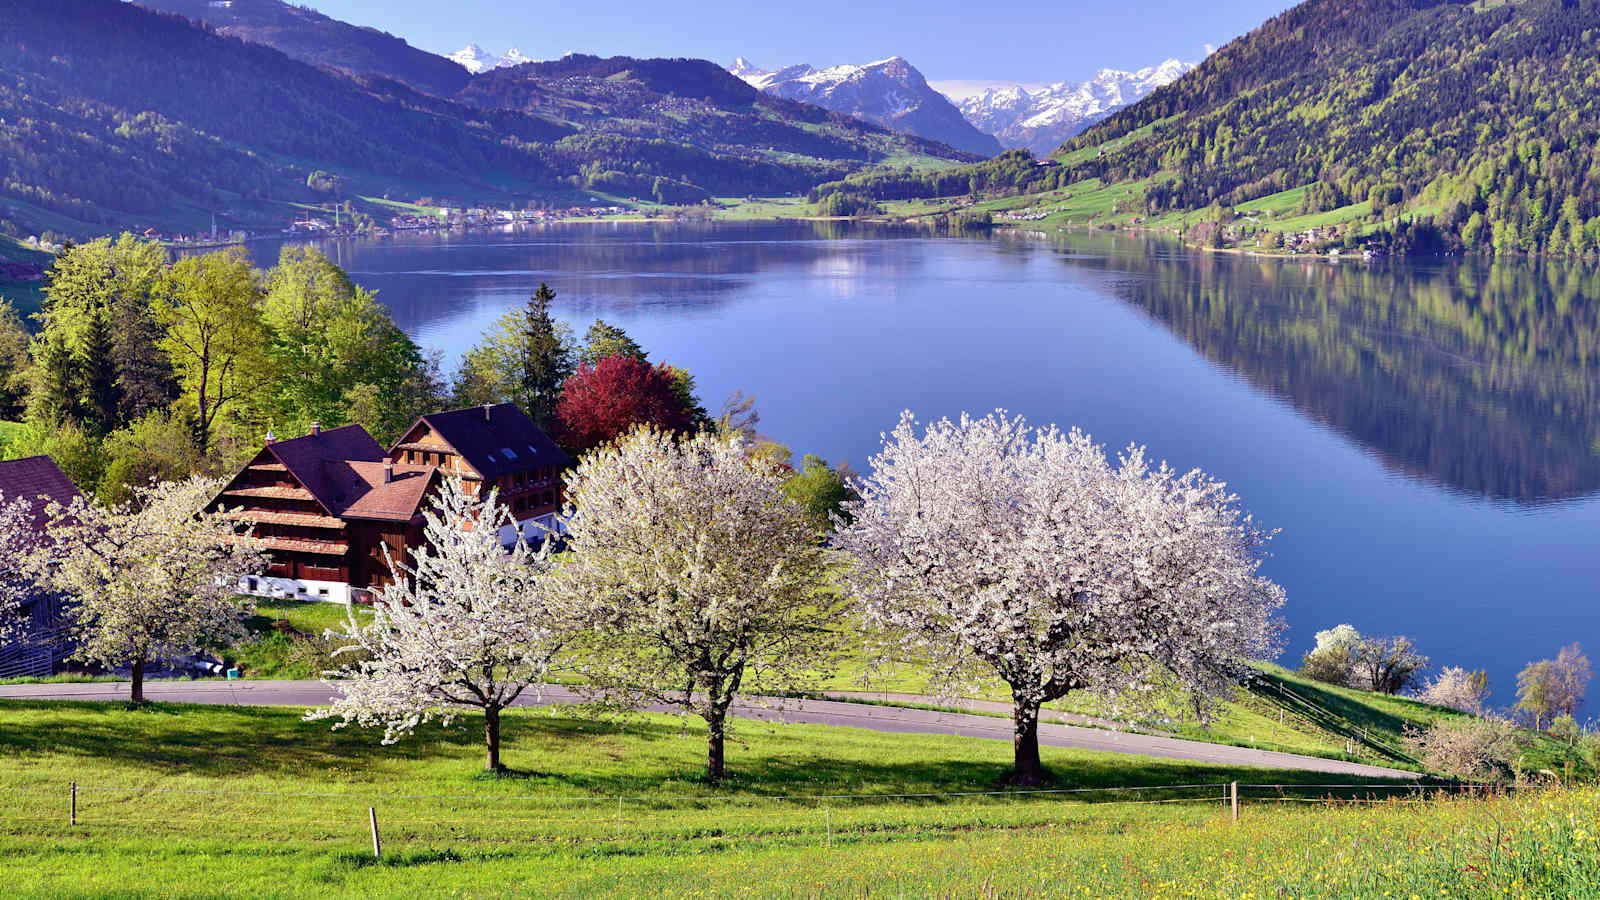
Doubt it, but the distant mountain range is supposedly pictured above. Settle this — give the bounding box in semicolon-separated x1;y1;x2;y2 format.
955;60;1195;156
0;0;975;239
448;44;535;74
727;55;1193;158
729;56;1002;157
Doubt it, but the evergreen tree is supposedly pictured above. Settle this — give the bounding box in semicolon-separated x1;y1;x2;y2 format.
580;319;646;365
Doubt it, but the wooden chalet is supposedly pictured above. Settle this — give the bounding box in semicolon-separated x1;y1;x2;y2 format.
209;423;440;603
213;404;571;604
0;456;82;677
389;403;571;543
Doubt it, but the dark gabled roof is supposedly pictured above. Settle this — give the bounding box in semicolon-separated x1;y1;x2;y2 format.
0;455;83;531
209;424;436;524
266;425;387;516
395;403;570;481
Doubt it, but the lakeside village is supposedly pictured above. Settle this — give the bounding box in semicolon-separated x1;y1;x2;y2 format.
14;202;642;261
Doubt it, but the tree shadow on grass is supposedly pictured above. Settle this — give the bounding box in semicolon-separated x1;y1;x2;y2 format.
0;699;1414;799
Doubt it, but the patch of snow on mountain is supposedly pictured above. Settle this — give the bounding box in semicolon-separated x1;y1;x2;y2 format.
953;58;1196;156
449;43;499;74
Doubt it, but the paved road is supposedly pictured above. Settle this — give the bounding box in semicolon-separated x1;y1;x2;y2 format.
0;680;1418;780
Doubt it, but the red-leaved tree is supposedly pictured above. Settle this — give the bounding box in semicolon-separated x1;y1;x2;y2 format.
555;355;694;454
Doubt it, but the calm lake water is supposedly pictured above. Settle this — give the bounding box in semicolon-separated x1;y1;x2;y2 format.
260;222;1600;705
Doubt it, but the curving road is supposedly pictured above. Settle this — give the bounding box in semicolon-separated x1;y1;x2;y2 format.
0;679;1418;780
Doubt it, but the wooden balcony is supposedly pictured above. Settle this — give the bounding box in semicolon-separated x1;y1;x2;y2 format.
223;485;317;502
222;508;346;529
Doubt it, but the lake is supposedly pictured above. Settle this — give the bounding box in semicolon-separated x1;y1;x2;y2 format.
257;221;1600;705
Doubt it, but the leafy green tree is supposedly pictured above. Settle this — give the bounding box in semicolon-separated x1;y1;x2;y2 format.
97;408;205;505
782;454;857;536
0;299;30;420
2;416;105;494
259;247;438;440
28;235;172;433
151;249;270;453
452;284;574;431
580;319;645;366
663;365;709;426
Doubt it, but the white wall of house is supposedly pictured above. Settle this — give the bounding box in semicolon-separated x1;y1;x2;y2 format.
236;575;352;605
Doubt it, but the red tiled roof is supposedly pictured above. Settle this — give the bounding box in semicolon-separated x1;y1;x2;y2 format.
0;455;83;531
338;463;438;522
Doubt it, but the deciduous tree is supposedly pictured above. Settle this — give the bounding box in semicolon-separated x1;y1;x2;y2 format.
1418;666;1490;715
835;411;1284;785
1517;644;1591;729
38;477;266;702
554;429;839;780
553;355;694;454
151;250;270;453
1352;634;1428;695
308;478;571;772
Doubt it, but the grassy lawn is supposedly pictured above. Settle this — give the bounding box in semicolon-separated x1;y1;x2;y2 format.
0;419;24;456
218;602;1587;777
0;699;1592;897
227;600;372;679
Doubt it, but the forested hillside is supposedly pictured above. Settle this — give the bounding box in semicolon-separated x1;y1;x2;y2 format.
0;0;967;238
133;0;474;97
1058;0;1600;255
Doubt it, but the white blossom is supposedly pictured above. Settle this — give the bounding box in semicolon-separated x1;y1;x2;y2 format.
307;477;572;772
553;428;839;780
38;476;267;702
835;410;1285;783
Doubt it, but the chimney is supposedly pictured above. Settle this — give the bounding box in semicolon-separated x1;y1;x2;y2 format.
310;421;321;437
265;429;277;445
483;403;492;422
383;459;394;484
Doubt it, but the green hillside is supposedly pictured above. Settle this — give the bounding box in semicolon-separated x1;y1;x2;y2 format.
818;0;1600;258
0;0;971;239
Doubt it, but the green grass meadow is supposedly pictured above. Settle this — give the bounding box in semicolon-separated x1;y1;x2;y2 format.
0;699;1594;898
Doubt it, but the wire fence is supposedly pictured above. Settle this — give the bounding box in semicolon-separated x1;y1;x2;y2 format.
3;779;1500;858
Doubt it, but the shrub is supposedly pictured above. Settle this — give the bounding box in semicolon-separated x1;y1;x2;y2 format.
1405;717;1522;781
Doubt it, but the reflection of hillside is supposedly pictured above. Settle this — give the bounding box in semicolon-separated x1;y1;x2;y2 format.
1069;240;1600;503
276;221;923;331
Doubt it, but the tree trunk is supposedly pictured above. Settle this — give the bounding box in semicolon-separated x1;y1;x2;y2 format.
705;711;726;782
130;658;146;704
484;705;503;772
1011;695;1046;786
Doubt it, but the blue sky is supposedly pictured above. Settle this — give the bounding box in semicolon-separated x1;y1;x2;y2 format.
306;0;1293;87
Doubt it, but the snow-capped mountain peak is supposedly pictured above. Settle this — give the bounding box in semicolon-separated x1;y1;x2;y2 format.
727;55;1001;156
449;44;537;74
954;58;1195;156
729;56;767;79
448;43;498;75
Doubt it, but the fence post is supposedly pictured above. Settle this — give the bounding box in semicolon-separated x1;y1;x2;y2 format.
1230;782;1238;823
616;797;622;840
70;782;77;826
826;806;832;849
368;806;381;859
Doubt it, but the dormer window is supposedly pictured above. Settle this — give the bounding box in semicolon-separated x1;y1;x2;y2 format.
502;447;518;461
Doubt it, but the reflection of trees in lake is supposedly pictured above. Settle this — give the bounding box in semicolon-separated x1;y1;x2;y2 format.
275;221;926;329
1074;238;1600;503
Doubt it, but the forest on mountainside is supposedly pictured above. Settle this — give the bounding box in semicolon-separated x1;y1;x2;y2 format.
816;0;1600;258
0;0;968;238
1061;0;1600;256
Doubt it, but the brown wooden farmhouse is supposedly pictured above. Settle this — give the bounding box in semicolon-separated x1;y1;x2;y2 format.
209;403;570;603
